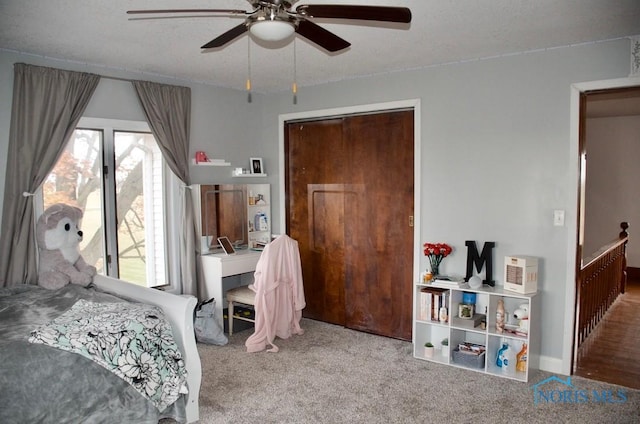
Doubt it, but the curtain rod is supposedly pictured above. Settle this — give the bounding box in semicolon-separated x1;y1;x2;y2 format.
4;48;203;86
98;75;192;91
100;75;139;83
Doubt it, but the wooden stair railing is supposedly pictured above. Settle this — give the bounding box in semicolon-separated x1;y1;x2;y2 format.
576;222;629;349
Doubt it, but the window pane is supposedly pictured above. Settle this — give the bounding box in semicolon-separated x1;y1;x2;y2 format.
43;129;105;274
114;131;166;287
42;124;169;289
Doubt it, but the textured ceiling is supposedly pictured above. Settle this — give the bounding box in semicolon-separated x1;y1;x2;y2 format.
1;0;640;93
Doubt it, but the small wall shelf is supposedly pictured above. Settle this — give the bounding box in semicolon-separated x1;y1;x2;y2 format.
192;159;231;166
232;173;267;178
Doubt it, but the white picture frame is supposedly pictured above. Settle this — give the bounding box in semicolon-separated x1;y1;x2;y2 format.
250;157;264;174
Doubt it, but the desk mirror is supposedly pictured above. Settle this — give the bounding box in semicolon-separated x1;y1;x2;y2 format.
198;184;247;252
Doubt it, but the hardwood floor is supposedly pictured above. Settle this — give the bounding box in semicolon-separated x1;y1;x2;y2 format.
574;274;640;389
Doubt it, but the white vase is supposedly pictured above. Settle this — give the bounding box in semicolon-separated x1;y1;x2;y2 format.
424;346;434;358
441;345;450;358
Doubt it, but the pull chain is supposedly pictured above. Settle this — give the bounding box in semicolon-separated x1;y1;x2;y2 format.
247;37;252;103
292;38;298;105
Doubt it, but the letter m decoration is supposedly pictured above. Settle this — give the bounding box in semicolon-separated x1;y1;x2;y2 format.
465;241;495;286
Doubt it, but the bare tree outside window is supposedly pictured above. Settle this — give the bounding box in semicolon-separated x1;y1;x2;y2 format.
43;127;167;287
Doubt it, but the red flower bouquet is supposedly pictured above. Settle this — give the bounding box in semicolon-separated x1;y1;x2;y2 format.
423;242;453;276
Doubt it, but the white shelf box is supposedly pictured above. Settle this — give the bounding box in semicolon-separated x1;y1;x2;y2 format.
449;289;489;331
413;282;537;382
486;336;529;382
414;322;449;363
246;184;271;249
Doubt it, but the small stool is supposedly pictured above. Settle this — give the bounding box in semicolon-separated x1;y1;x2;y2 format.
226;285;256;335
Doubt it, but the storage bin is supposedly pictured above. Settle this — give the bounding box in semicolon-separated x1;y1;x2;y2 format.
452;348;486;369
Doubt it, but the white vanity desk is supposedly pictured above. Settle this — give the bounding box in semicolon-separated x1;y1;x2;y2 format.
200;249;262;327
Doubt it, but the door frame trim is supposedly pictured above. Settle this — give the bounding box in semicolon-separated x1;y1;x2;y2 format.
562;76;640;375
278;98;422;286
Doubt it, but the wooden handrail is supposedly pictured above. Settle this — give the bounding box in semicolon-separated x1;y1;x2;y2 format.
582;234;628;269
576;222;629;349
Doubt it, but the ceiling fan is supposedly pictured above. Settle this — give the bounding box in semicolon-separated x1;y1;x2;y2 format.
127;1;412;53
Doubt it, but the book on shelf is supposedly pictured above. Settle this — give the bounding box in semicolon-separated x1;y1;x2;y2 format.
418;287;449;322
457;342;486;355
418;288;431;321
430;275;467;288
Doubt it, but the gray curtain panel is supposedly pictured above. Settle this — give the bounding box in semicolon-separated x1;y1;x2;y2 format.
132;81;197;296
0;63;100;287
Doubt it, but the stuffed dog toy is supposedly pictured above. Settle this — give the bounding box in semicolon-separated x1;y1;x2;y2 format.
513;304;529;335
36;203;97;289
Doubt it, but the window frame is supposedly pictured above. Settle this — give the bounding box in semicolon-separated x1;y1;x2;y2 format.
36;117;181;292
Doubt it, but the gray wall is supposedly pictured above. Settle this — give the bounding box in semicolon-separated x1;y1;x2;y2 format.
584;115;640;266
245;38;634;373
0;38;634;374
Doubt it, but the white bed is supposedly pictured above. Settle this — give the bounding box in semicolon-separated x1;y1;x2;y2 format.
0;275;202;423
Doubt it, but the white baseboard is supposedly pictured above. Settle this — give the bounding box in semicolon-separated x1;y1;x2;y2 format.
537;355;566;375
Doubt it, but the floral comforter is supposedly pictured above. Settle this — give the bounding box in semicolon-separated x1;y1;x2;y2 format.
0;284;187;424
29;298;188;411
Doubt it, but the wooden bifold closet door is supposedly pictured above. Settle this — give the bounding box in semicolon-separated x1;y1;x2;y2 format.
285;109;414;340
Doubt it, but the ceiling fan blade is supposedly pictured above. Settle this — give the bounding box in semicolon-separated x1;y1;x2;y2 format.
297;5;411;23
127;9;247;15
296;20;350;52
201;24;248;49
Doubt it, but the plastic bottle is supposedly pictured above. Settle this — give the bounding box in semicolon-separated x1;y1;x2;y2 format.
254;212;261;231
496;342;513;373
496;342;508;368
496;298;505;333
255;211;268;231
439;306;448;323
516;343;528;372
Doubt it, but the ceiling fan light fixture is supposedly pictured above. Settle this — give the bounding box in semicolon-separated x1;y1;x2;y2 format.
249;20;294;42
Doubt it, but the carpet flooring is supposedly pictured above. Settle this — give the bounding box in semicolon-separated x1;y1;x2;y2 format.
191;318;640;424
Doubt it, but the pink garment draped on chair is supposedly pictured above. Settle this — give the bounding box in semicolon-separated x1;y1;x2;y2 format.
245;234;306;353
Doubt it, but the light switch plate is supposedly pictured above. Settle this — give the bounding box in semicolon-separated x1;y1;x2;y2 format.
553;210;565;226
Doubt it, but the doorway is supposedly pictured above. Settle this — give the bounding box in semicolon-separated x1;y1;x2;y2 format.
569;81;640;378
279;100;421;341
573;275;640;388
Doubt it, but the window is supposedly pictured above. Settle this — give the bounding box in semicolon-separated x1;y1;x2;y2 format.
40;118;179;289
